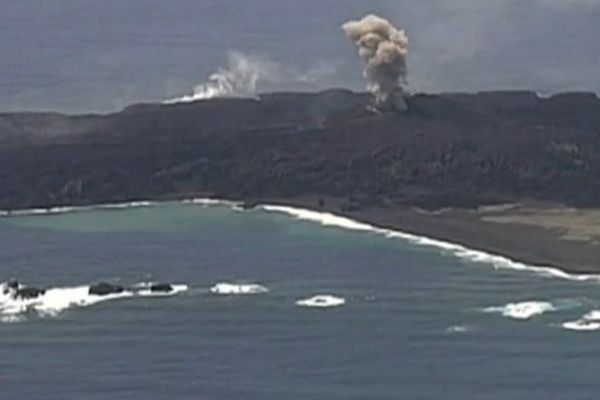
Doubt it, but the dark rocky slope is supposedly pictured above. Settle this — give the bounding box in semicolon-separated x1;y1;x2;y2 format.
1;89;600;211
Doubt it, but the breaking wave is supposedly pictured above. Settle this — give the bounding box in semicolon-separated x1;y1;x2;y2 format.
481;301;557;320
295;294;346;308
562;310;600;332
0;201;158;218
181;198;243;210
0;198;240;218
259;205;600;283
0;283;133;320
0;281;188;322
562;320;600;331
209;282;269;295
445;325;469;333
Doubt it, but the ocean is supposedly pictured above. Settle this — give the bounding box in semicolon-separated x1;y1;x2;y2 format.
2;200;600;399
3;3;600;397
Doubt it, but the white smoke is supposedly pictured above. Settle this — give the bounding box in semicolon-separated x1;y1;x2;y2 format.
342;14;409;110
165;52;272;103
165;52;337;104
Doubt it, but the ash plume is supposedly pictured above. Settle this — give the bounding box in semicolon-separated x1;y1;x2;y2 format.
342;14;409;110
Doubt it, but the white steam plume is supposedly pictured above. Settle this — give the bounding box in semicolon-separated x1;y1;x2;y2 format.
165;52;271;103
165;52;337;104
342;14;409;110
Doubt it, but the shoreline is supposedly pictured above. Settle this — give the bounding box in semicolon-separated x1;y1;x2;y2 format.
248;196;600;276
255;199;600;281
3;196;600;281
2;89;600;279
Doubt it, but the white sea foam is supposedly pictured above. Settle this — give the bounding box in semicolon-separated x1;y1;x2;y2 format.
0;201;157;218
0;281;188;322
581;310;600;321
182;198;242;209
259;204;600;283
11;208;52;216
445;325;469;333
295;294;346;308
209;282;269;295
562;320;600;331
562;310;600;332
0;314;26;323
98;201;156;210
482;301;556;320
0;283;133;319
0;198;242;218
261;205;375;232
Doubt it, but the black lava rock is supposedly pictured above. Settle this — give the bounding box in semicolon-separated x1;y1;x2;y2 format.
88;282;124;296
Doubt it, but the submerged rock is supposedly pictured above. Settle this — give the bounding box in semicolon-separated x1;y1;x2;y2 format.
88;282;124;296
149;283;173;293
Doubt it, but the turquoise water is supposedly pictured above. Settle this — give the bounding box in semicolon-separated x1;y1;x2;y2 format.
2;202;600;399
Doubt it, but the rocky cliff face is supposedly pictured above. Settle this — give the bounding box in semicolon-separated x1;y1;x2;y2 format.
1;89;599;210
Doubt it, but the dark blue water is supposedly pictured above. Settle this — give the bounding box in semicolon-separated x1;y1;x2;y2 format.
2;202;600;399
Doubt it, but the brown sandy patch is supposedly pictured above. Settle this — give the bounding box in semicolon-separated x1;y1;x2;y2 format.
481;205;600;245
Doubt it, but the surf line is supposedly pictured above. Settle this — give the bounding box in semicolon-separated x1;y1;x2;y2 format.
2;197;600;283
258;204;600;283
0;198;242;217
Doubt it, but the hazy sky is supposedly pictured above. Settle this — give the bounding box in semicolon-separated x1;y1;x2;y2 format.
1;0;599;113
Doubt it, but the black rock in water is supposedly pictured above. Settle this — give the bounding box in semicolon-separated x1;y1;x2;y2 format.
88;282;124;296
240;201;258;210
149;283;173;293
7;280;19;290
14;287;46;299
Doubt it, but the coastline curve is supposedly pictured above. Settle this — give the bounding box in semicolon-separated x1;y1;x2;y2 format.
3;198;600;283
